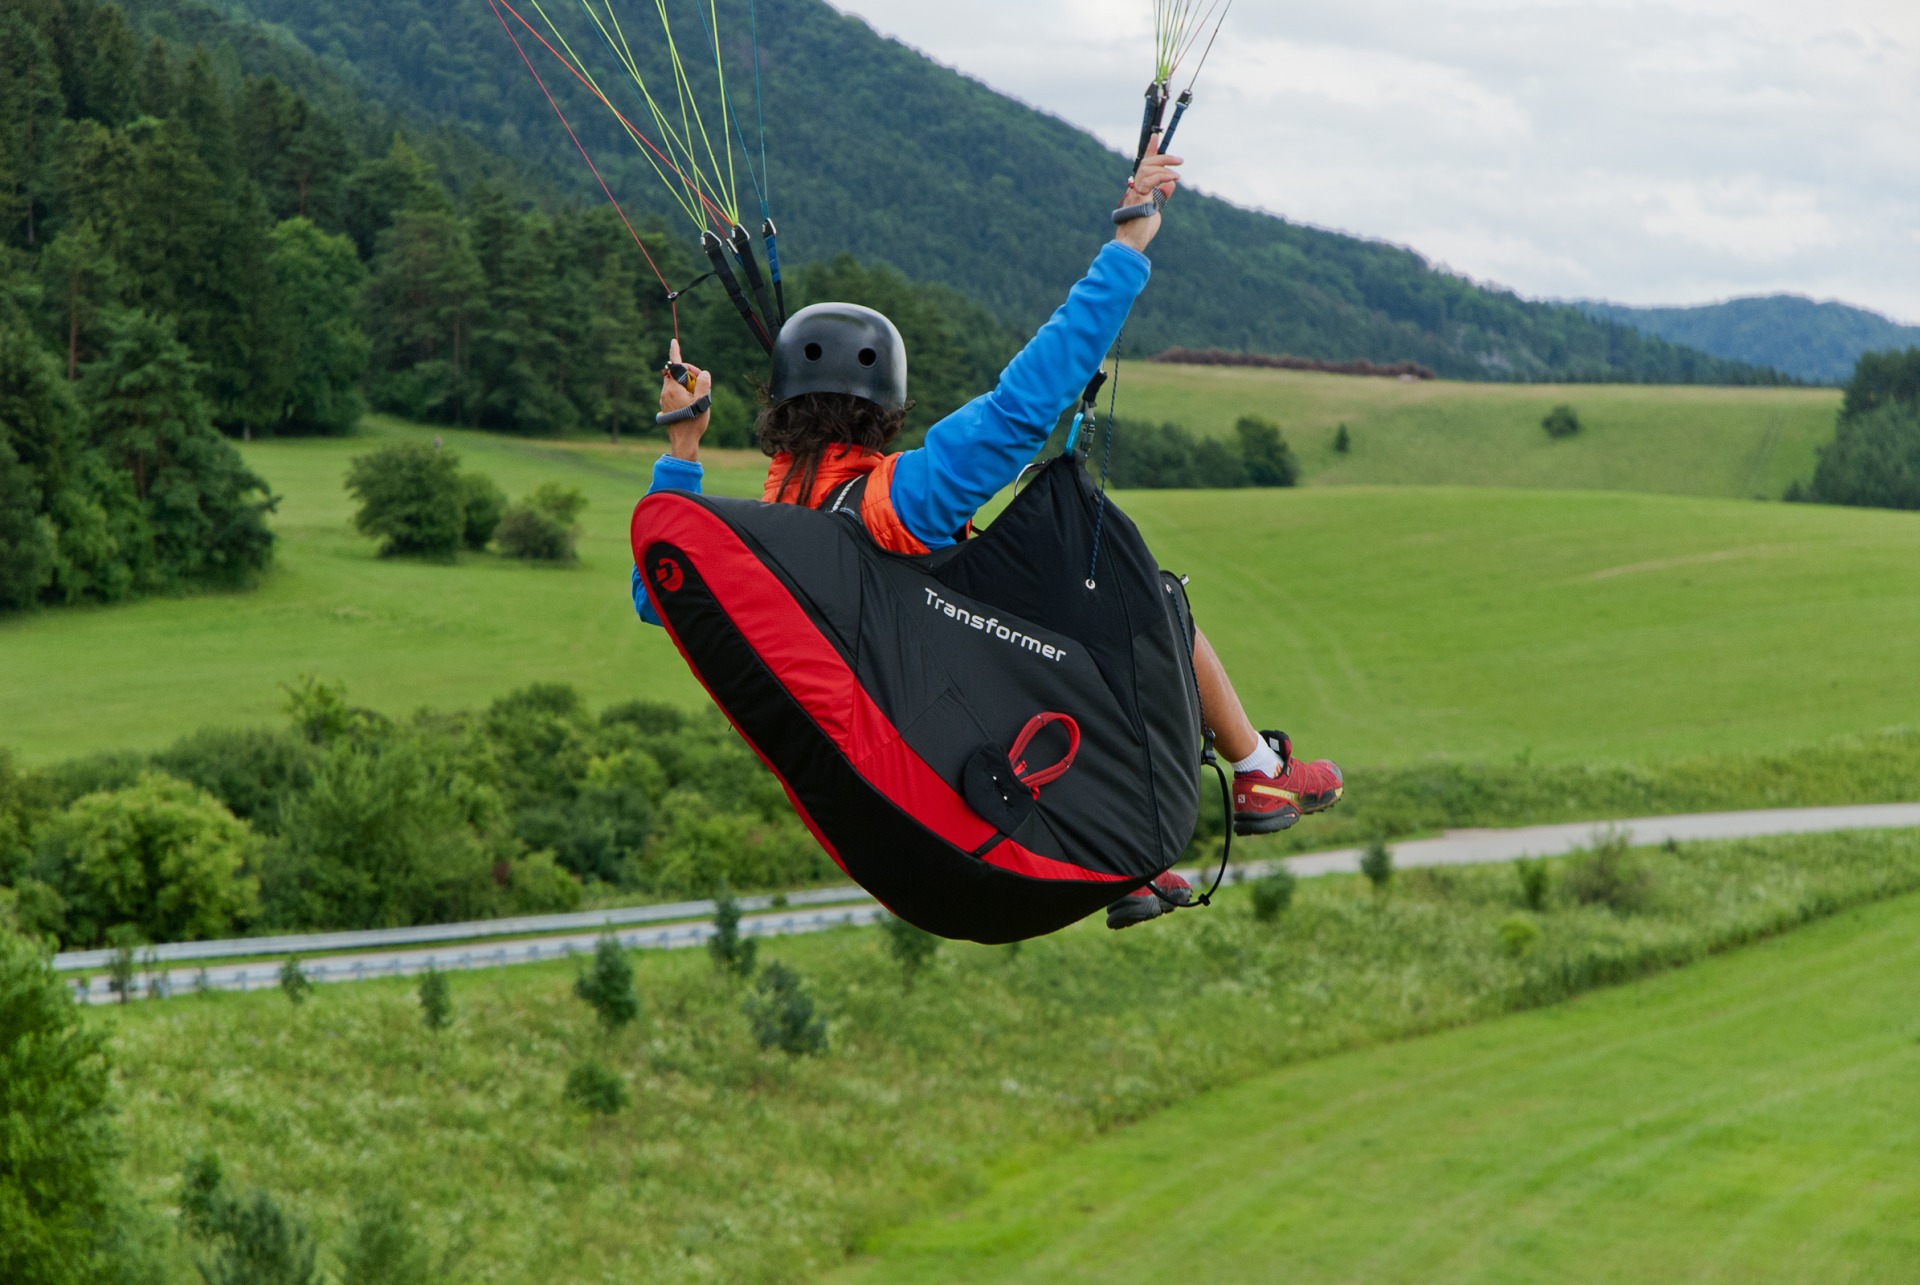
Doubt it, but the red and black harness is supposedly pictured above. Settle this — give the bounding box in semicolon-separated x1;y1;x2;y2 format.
634;454;1215;943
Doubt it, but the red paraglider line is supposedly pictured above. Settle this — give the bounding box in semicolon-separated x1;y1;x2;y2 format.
487;0;687;336
490;0;733;233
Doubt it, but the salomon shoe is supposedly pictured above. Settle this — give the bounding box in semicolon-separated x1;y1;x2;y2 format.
1105;870;1195;931
1234;731;1344;836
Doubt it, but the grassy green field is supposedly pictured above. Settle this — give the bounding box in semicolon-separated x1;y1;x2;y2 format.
841;890;1920;1284
1118;362;1840;500
3;412;1917;768
100;831;1920;1283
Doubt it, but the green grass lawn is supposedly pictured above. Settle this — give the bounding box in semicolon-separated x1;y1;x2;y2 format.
100;831;1920;1283
839;889;1920;1284
1117;362;1840;500
3;415;1917;769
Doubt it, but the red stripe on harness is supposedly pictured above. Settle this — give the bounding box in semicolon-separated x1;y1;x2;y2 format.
633;494;1129;887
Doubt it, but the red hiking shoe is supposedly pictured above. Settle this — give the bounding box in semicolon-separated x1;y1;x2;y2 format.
1234;731;1343;836
1105;869;1195;930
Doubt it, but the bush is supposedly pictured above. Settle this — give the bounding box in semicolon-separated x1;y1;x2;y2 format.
337;1190;441;1285
563;1060;630;1116
574;932;639;1032
494;505;575;564
743;961;827;1055
418;966;451;1032
1542;404;1582;439
0;930;142;1283
41;772;259;947
1249;868;1298;922
1564;829;1654;913
1514;857;1551;911
1235;416;1299;487
1498;916;1541;959
278;956;312;1005
708;892;758;978
458;471;507;549
880;912;940;989
1360;839;1395;895
346;442;466;559
151;726;317;832
177;1155;320;1285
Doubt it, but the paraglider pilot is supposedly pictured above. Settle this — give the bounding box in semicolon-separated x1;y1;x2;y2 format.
632;143;1344;929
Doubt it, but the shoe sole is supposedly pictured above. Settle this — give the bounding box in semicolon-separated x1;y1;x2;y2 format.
1106;900;1167;930
1233;786;1343;837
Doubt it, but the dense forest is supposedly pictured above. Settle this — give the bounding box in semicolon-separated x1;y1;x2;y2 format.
0;0;1016;613
1584;295;1920;385
193;0;1786;384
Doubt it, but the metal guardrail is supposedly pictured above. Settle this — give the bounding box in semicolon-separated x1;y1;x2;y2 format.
53;884;877;972
72;903;888;1006
65;804;1920;1006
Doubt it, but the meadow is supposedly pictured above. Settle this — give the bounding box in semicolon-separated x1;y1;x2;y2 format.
1117;362;1841;499
842;886;1920;1284
5;396;1917;770
101;830;1920;1283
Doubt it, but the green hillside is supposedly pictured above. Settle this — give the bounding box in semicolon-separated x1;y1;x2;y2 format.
3;411;1916;768
1116;364;1840;499
843;891;1920;1284
1584;294;1920;385
136;0;1775;383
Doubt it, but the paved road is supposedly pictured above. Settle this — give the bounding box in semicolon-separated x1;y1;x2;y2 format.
71;804;1920;1005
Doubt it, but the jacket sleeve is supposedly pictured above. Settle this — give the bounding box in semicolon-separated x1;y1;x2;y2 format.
631;454;707;627
888;241;1152;549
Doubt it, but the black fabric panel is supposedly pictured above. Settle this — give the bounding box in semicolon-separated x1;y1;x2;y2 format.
646;539;1133;943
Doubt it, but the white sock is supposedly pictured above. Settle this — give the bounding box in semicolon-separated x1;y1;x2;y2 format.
1231;738;1283;778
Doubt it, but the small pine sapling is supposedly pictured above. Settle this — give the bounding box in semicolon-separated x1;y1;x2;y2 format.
880;912;940;989
418;966;451;1032
574;932;640;1031
743;961;827;1055
1360;839;1395;897
1498;916;1541;959
1333;423;1352;454
1514;857;1551;911
1250;868;1298;923
707;892;758;979
279;956;312;1006
563;1060;630;1116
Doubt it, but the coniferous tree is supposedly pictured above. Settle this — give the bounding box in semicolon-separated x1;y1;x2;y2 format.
78;3;141;128
238;77;350;229
35;219;121;380
81;310;275;588
257;218;368;435
363;203;484;424
0;13;62;247
140;35;174;118
345;134;437;260
584;240;652;442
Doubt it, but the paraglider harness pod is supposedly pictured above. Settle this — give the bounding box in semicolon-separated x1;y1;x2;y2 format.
634;454;1218;944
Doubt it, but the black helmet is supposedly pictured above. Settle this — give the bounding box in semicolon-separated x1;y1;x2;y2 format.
769;303;908;411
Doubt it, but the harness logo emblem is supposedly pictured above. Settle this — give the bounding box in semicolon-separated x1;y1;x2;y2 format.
653;558;684;593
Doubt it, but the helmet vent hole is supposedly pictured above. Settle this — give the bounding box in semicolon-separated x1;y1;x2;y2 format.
858;348;878;368
803;342;824;362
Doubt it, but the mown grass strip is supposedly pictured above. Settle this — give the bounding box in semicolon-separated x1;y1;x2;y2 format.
840;887;1920;1284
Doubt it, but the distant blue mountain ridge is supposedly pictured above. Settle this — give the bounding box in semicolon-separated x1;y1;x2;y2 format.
1578;296;1920;385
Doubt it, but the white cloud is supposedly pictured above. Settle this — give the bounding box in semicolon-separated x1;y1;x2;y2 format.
826;0;1920;321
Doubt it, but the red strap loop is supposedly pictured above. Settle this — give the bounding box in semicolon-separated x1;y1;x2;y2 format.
1010;713;1081;798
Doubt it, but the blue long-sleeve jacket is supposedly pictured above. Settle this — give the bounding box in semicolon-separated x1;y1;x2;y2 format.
633;241;1151;625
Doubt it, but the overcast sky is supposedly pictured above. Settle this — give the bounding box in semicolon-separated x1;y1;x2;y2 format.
827;0;1920;322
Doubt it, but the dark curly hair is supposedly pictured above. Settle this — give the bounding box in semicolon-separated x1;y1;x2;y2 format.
757;392;912;504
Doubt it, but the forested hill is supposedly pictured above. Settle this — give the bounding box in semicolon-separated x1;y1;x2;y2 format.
1580;296;1920;386
178;0;1774;385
